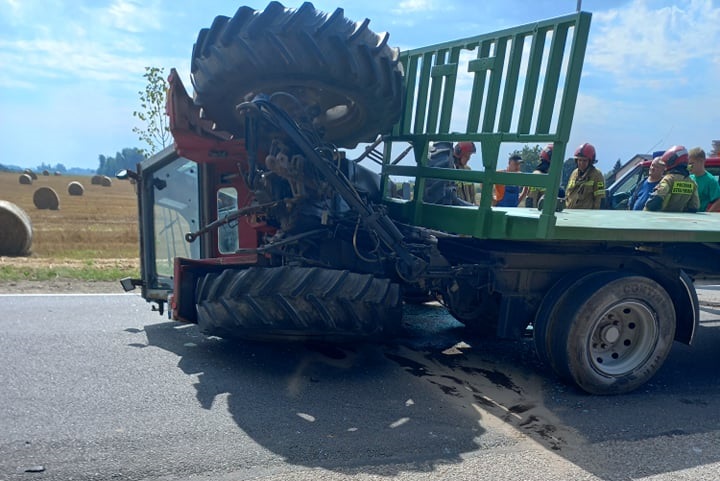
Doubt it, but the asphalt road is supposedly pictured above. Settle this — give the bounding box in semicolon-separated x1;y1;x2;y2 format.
2;289;720;481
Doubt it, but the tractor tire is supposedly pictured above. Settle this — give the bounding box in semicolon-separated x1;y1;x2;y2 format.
196;266;403;342
190;2;404;148
547;271;676;395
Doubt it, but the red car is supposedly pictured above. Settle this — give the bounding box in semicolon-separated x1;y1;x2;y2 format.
605;155;720;209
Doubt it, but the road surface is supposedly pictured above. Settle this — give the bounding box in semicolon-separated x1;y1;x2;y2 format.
2;287;720;480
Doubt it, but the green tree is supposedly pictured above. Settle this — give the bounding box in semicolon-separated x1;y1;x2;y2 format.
132;66;170;157
35;162;66;173
508;144;542;173
96;148;145;176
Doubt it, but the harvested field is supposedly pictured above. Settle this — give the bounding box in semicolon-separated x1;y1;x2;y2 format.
0;172;139;267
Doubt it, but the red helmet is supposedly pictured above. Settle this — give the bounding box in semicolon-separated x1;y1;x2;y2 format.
574;142;596;163
540;143;553;163
661;145;689;170
454;141;476;157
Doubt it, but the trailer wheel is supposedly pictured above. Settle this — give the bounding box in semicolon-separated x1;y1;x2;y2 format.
443;282;501;336
191;2;403;148
196;266;402;342
548;272;676;395
533;269;605;366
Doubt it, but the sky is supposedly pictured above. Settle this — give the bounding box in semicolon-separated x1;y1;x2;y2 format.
1;0;719;174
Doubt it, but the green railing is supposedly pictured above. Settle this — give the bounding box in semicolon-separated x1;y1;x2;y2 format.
381;11;592;239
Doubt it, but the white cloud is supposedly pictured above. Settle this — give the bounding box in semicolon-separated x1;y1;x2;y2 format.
0;37;184;89
103;0;163;33
587;0;720;88
3;0;21;14
0;0;184;90
392;0;438;14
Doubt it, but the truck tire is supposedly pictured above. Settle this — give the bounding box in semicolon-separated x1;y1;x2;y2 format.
533;269;605;366
191;2;404;148
547;271;676;395
196;266;402;341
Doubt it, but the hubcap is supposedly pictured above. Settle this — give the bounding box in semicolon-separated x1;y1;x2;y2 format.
587;300;658;376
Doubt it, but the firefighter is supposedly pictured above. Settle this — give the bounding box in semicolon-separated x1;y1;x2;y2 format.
566;142;605;209
422;141;476;206
524;143;553;208
453;141;477;204
644;145;700;212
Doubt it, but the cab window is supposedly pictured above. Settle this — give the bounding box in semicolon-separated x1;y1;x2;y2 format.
217;187;239;254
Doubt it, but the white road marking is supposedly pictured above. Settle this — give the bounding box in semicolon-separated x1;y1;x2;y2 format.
0;292;139;297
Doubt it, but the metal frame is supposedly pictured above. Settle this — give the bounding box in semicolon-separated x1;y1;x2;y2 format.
381;11;592;239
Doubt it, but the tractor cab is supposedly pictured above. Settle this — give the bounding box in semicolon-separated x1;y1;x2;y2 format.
121;147;201;312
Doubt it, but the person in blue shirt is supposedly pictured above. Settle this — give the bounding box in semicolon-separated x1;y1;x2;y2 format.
629;156;664;210
493;154;524;207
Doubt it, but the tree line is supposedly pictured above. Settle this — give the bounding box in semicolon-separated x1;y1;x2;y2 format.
96;149;146;177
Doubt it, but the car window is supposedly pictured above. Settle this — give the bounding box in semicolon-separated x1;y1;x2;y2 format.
616;167;647;195
607;165;647;209
707;165;720;182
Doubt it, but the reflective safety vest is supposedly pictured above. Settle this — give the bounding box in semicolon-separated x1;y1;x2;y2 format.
647;173;700;212
566;166;605;209
525;168;547;207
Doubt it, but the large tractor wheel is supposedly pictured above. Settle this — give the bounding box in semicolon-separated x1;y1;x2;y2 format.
545;271;676;395
191;2;404;148
196;266;402;342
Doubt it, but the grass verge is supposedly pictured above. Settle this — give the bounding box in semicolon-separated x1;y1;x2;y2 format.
0;265;139;282
0;256;140;282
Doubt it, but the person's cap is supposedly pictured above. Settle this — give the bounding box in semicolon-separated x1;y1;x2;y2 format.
509;154;523;162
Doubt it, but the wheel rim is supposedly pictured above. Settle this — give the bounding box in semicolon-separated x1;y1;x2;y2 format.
586;300;659;376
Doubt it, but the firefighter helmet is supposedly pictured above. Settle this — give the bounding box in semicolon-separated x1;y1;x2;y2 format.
574;142;597;163
540;143;553;163
453;141;476;157
661;145;689;170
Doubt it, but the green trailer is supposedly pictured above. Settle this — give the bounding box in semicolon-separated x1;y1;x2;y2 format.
122;3;720;395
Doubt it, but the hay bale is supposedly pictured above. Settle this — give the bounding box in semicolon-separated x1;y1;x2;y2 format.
42;170;50;176
18;174;33;185
33;186;60;210
24;169;38;180
101;175;113;187
54;171;62;176
91;175;104;185
68;181;85;196
0;200;33;256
